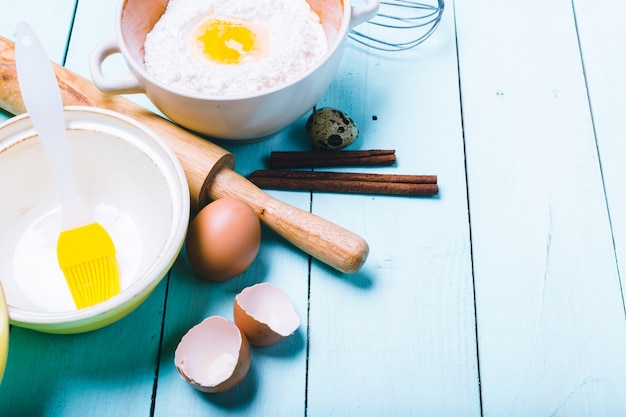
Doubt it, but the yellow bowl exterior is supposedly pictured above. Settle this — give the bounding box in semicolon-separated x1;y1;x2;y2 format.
7;244;181;334
0;283;8;382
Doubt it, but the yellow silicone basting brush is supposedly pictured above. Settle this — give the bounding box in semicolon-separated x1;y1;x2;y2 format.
14;22;120;309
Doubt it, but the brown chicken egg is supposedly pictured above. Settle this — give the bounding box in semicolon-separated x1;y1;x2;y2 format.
174;316;251;393
234;283;300;346
186;197;261;281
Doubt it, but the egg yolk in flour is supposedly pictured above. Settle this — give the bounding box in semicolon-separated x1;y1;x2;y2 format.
193;17;269;65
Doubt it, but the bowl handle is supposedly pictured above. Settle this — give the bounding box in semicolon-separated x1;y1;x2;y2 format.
350;0;380;28
89;33;144;95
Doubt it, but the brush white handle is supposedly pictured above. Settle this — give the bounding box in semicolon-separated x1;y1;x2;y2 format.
14;22;92;230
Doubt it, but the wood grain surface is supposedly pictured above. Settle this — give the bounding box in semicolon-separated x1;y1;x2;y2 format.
1;0;626;416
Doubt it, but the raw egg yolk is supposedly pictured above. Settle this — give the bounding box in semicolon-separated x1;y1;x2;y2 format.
194;17;268;65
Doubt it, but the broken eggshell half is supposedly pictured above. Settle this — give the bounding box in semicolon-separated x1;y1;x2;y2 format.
234;283;300;346
174;315;251;393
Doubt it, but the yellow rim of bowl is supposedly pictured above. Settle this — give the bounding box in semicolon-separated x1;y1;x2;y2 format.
0;282;8;382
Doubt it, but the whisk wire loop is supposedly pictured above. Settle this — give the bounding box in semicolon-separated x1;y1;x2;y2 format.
349;0;444;51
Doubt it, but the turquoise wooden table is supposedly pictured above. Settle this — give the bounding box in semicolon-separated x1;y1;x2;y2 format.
2;0;626;415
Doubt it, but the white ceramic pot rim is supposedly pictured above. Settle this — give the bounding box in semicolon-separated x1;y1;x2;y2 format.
109;0;379;100
1;106;190;325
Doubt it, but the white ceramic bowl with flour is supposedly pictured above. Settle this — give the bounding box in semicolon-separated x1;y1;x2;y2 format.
90;0;379;141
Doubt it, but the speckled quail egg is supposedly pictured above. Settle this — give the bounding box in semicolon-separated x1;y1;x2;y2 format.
306;107;359;150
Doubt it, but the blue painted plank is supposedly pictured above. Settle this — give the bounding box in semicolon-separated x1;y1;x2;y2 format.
0;284;166;416
455;0;626;414
153;236;309;416
0;0;75;63
306;5;481;416
573;0;626;307
0;0;77;124
5;0;623;416
151;71;315;417
151;129;316;417
62;2;315;416
0;2;169;416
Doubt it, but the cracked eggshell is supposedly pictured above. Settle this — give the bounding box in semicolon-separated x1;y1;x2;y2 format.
175;316;251;393
233;283;300;346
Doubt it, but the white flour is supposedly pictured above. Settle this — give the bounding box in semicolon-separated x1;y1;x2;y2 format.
144;0;328;96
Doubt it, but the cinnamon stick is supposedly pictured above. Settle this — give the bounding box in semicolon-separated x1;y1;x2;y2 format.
270;149;396;169
248;170;438;196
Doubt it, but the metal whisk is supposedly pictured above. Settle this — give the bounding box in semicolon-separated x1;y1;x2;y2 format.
349;0;444;52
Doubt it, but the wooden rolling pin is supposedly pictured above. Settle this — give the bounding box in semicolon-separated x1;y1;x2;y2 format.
0;36;369;274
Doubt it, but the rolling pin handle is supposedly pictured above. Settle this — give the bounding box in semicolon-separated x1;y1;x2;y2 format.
206;169;369;274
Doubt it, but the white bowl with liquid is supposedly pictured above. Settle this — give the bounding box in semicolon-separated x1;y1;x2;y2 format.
0;106;189;333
